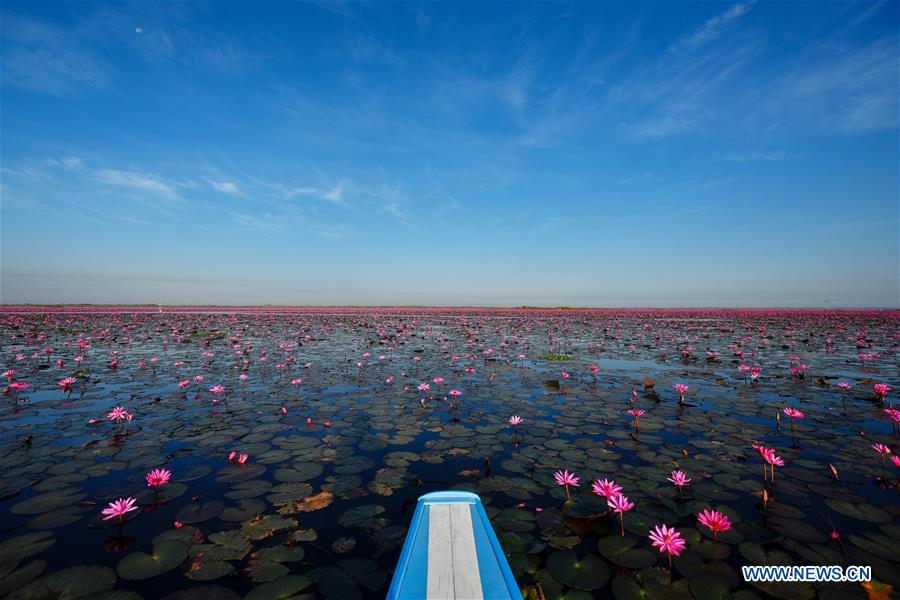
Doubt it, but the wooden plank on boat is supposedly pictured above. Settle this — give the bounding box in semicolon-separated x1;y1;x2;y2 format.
427;504;455;598
449;503;483;599
387;491;522;600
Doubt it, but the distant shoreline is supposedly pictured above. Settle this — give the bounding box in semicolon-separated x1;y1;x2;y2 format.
1;305;897;313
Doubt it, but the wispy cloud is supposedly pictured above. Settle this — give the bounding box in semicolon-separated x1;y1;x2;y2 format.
45;156;186;202
1;162;48;184
683;2;755;48
1;14;113;95
1;5;256;97
373;181;416;228
208;180;241;195
93;168;180;198
228;210;282;233
771;37;899;133
724;151;787;162
381;202;407;220
275;181;348;207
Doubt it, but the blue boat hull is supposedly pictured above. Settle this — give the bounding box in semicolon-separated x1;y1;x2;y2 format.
387;491;523;600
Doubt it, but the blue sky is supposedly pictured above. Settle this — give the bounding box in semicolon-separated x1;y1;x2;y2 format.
1;1;897;307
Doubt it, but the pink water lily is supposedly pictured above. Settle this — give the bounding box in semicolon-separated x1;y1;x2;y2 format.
607;493;634;537
592;478;622;498
668;470;691;498
754;445;785;481
554;469;580;502
627;408;645;432
648;524;686;568
872;443;891;468
102;497;139;524
697;508;732;542
107;406;132;426
57;376;78;391
145;468;172;489
783;407;804;431
228;451;249;465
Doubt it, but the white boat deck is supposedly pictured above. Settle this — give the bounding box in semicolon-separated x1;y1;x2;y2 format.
387;490;521;600
427;503;484;599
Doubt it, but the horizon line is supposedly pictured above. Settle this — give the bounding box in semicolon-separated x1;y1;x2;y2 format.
1;304;898;312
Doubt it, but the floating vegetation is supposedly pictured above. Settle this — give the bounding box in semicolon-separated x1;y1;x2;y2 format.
0;307;898;598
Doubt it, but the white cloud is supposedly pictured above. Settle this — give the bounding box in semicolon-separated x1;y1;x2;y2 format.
281;181;348;206
60;156;83;169
93;168;179;198
724;151;787;162
382;202;406;220
684;2;755;48
321;182;344;204
1;14;113;96
209;180;241;195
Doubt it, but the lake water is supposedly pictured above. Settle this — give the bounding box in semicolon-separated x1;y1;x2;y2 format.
1;308;898;599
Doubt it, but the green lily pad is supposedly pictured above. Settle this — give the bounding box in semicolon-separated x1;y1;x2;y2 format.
824;500;891;523
0;531;55;562
848;532;900;561
39;564;117;597
244;574;312;599
249;561;289;583
138;482;188;504
0;560;46;596
337;504;386;528
10;489;86;515
174;501;224;524
688;572;734;600
597;535;657;569
116;541;188;579
26;505;89;530
291;490;334;512
161;585;240;600
220;499;266;522
224;480;272;500
547;550;610;590
185;560;234;581
216;463;267;484
241;515;298;540
289;529;318;543
318;566;361;600
340;557;387;591
255;545;306;563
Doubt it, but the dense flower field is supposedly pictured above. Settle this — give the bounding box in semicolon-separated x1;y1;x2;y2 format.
0;308;897;599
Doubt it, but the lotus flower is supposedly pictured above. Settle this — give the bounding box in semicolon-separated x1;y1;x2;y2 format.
697;508;732;542
648;524;686;568
102;497;139;523
145;468;172;489
554;469;580;502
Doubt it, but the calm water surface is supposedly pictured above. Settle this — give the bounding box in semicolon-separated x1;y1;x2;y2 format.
0;309;898;599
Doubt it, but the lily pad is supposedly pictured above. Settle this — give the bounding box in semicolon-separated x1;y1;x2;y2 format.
824;500;891;523
116;541;188;579
244;575;312;600
597;535;657;569
174;501;225;524
547;550;610;590
241;515;298;540
10;489;86;515
337;504;386;528
0;531;55;562
294;490;334;512
185;560;234;581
